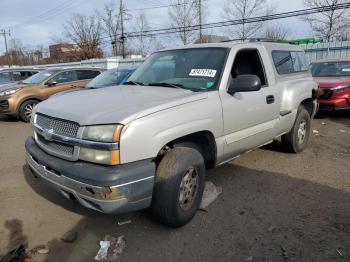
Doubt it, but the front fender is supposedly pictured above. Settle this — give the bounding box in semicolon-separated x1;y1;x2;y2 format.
119;92;223;164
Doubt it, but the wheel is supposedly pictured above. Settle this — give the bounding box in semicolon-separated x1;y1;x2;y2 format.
19;100;39;122
282;106;311;153
151;147;206;227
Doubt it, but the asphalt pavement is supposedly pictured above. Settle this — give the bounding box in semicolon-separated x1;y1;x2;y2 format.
0;112;349;262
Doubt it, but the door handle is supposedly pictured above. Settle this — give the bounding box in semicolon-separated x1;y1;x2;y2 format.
266;95;275;104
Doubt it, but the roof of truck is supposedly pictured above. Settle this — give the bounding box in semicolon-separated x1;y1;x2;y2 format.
161;41;304;52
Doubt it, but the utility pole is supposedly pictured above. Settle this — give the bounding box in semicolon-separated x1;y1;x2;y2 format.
119;0;126;59
198;0;203;43
0;29;11;67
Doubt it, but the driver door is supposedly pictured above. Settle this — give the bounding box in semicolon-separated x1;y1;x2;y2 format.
220;48;279;161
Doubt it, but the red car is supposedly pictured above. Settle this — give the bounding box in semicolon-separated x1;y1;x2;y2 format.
311;59;350;111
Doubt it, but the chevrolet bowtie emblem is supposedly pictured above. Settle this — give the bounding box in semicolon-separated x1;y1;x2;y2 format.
42;128;54;141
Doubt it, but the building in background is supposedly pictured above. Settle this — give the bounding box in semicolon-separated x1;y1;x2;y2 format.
49;43;81;62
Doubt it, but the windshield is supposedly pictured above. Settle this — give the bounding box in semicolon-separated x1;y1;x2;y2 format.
22;70;56;84
127;48;228;91
86;68;133;88
311;61;350;77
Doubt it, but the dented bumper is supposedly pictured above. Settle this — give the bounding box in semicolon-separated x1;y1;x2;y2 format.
25;137;155;214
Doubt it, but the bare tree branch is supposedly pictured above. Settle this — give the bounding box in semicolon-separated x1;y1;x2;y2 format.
222;0;273;40
168;0;199;45
263;24;291;40
131;11;162;55
303;0;350;41
64;14;103;59
98;3;121;56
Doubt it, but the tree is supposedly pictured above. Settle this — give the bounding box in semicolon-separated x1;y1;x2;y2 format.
222;0;271;40
0;39;47;66
6;38;23;66
98;3;120;56
304;0;350;41
64;14;103;59
168;0;199;45
131;11;161;55
263;24;290;40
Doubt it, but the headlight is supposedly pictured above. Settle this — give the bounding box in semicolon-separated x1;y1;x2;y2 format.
82;124;123;142
80;124;123;165
79;148;120;165
0;88;20;96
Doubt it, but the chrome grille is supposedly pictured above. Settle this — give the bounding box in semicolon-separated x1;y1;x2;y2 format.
37;134;75;156
36;113;79;137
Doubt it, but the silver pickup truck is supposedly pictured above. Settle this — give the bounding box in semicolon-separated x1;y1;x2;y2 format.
25;42;319;227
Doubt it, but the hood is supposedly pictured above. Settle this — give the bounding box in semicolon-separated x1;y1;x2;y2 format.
314;76;350;89
35;85;207;126
0;82;27;92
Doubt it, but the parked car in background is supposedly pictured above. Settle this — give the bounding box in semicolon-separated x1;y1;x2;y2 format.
87;66;137;88
50;67;137;98
311;59;350;111
0;68;42;85
0;67;104;122
51;67;136;98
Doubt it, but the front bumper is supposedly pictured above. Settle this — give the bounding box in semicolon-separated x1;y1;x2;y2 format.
25;137;156;214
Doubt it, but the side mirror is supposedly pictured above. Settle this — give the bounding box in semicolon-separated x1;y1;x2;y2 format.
228;74;262;95
46;80;57;87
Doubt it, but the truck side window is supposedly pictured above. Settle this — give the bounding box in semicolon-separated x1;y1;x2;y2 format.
231;49;267;86
272;51;309;74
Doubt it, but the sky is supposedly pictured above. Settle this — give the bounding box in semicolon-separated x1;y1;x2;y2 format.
0;0;314;54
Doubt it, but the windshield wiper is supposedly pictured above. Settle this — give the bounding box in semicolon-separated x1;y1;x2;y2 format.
148;82;185;89
123;81;144;86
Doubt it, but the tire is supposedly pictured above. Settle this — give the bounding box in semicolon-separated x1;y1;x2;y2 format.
19;100;39;122
282;106;311;153
151;147;206;227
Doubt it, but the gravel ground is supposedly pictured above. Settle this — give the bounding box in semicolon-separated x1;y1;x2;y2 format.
0;112;349;262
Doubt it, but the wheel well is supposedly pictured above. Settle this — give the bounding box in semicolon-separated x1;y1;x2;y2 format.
156;131;217;169
300;98;314;116
17;97;42;113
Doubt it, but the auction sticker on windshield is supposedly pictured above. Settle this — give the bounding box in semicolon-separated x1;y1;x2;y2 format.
189;69;217;78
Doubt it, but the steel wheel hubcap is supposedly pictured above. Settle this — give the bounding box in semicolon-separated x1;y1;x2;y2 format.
179;167;199;211
297;120;307;144
24;103;36;119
